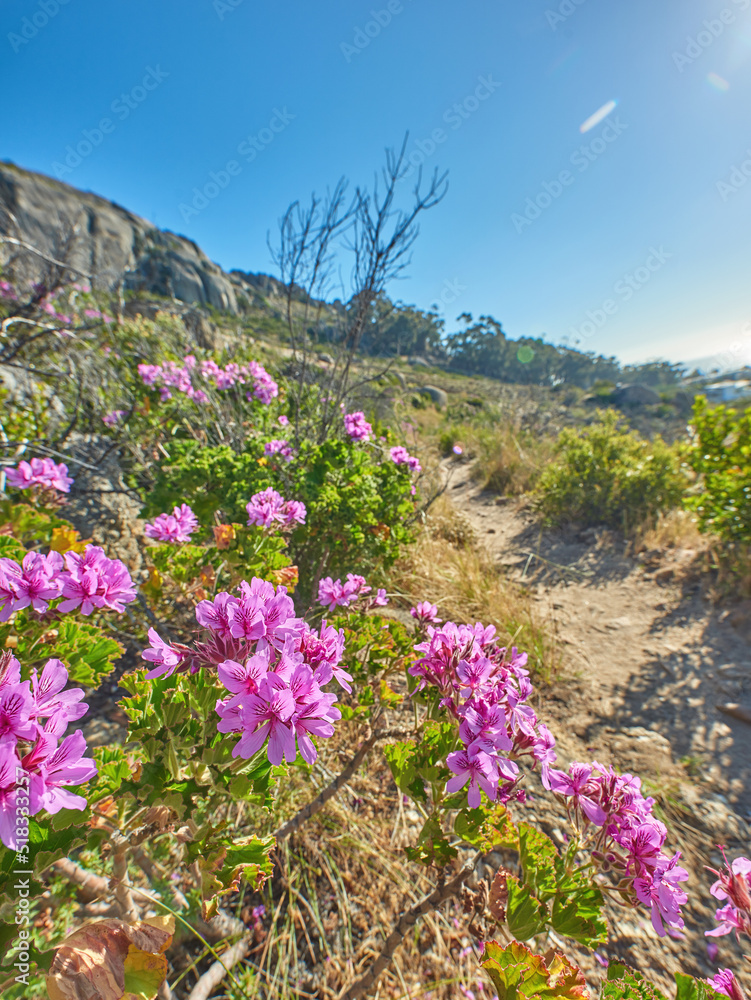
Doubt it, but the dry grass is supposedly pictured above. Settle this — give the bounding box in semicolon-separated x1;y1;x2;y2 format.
393;495;561;684
631;508;706;555
209;714;486;1000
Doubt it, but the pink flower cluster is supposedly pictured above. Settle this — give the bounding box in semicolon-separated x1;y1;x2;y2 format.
83;308;114;323
0;280;18;301
141;579;347;766
708;970;745;1000
546;760;688;937
102;410;126;427
0;546;137;621
0;652;97;849
705;852;751;940
410;602;441;625
137;355;278;405
409;623;547;811
317;574;388;612
343;411;372;442
246;489;306;531
5;458;73;493
264;439;293;462
389;446;421;473
144;503;200;544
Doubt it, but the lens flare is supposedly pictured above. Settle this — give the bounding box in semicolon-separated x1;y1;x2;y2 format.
707;72;730;91
579;99;618;133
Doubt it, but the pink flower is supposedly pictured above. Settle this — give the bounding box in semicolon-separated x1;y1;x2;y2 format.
12;550;63;614
547;763;607;826
231;676;297;764
634;852;689;937
708;970;745;1000
389;445;422;473
317;574;371;611
0;682;37;740
5;457;73;493
0;742;25;849
446;748;517;809
246;489;306;530
145;504;199;543
103;410;126;427
59;546;136;615
23;730;97;815
278;415;289;426
264;439;293;462
343;411;372;442
142;629;185;679
410;602;441;625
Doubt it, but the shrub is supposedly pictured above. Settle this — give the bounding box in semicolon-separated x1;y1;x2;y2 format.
685;395;751;544
534;412;684;530
143;436;416;593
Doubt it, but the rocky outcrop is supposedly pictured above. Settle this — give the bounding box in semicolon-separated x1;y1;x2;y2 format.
0;161;266;314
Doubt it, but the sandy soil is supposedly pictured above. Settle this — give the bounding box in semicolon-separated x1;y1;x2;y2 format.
446;470;751;991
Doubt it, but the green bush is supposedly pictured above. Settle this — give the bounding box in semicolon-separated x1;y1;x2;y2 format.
534;412;684;530
684;395;751;543
143;437;416;593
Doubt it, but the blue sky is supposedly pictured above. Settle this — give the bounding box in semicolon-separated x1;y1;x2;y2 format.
3;0;751;366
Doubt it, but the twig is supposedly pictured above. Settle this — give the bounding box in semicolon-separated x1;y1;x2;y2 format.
0;235;92;277
112;840;139;922
338;853;481;1000
185;936;251;1000
274;718;383;843
52;857;109;901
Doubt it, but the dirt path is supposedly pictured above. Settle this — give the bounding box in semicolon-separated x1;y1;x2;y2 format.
448;471;751;816
444;470;751;987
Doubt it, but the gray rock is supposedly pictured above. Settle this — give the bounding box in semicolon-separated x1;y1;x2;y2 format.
0;161;239;313
418;385;448;408
612;384;661;406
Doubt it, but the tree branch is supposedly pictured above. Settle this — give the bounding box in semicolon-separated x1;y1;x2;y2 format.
338;853;481;1000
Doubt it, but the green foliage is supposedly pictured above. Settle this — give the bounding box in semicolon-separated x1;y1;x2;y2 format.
144;436;416;587
684;395;751;543
481;940;589;1000
604;964;725;1000
535;412;684;530
486;816;607;946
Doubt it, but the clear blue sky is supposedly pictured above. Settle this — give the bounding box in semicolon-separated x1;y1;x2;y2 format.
3;0;751;366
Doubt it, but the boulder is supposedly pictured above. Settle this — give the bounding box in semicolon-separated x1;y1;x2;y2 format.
418;385;448;408
0;161;238;312
612;384;660;407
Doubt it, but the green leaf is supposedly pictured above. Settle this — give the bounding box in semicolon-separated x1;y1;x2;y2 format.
603;965;669;1000
42;618;123;686
190;834;275;921
0;536;26;561
674;974;726;1000
551;881;607;947
481;939;589;1000
505;875;548;941
517;822;558;900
